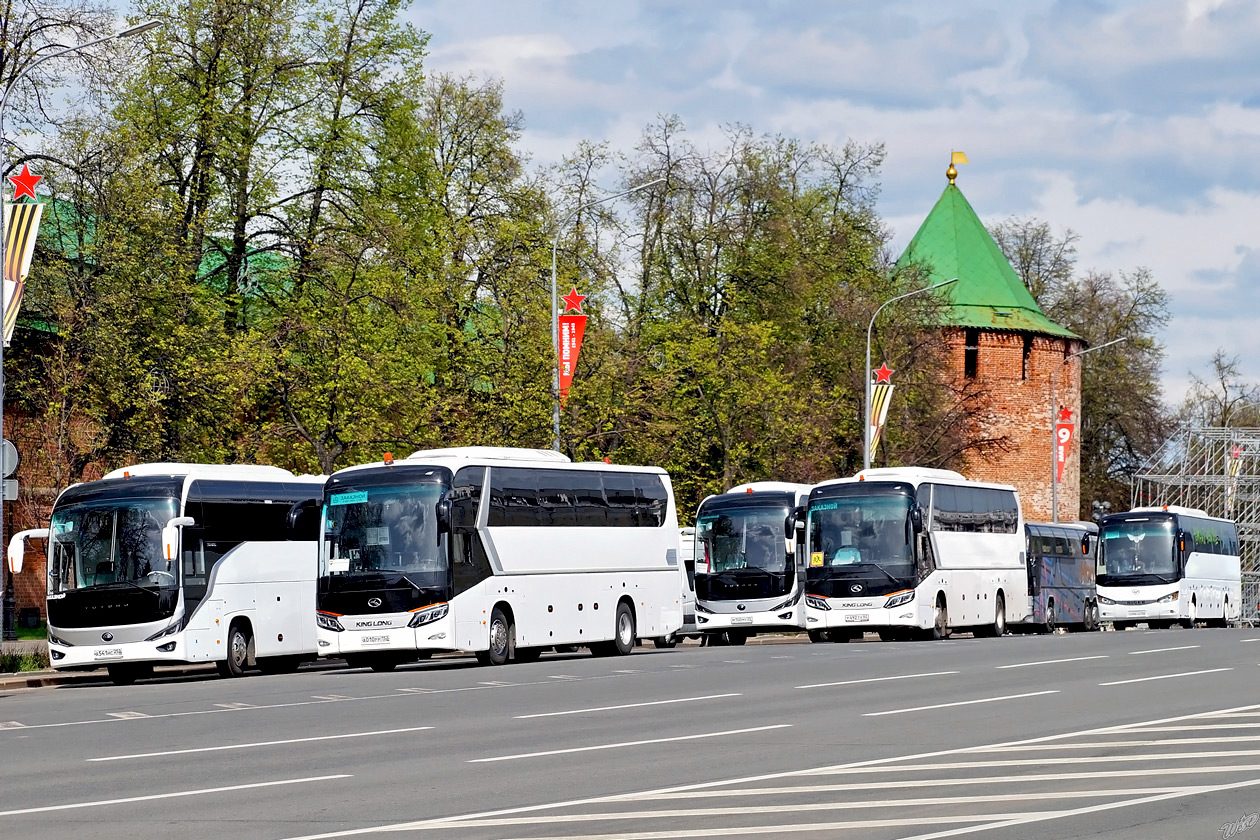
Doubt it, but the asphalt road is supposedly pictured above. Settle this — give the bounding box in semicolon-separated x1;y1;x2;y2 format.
2;626;1259;839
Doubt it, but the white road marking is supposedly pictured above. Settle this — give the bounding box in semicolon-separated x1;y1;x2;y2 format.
0;721;25;729
648;765;1260;800
106;711;151;720
770;655;794;659
816;750;1260;774
396;688;434;694
0;775;351;817
721;660;748;664
213;702;256;709
274;702;1260;840
469;724;792;763
1127;645;1200;655
893;777;1260;840
514;694;740;719
796;671;959;690
995;655;1108;669
1239;638;1260;642
477;681;513;686
426;789;1182;830
612;669;642;674
864;690;1058;717
311;695;353;701
986;734;1260;751
1100;668;1232;686
88;726;433;762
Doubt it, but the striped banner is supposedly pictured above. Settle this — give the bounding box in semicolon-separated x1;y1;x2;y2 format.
868;382;894;461
2;201;44;345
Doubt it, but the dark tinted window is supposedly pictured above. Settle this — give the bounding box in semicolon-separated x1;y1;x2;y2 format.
927;483;1018;534
487;468;668;528
451;467;492;596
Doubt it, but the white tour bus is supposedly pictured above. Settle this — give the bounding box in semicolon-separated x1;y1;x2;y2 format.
7;463;325;685
315;447;683;670
672;527;699;644
692;482;811;645
803;467;1027;641
1097;505;1241;629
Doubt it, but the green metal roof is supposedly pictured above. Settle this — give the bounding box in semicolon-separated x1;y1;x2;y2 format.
894;184;1078;339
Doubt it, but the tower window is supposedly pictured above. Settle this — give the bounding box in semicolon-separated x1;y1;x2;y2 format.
1022;335;1033;380
964;328;979;378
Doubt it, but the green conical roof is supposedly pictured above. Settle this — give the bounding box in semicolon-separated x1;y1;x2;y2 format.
894;184;1078;339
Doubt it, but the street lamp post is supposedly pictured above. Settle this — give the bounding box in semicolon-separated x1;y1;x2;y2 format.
550;177;664;452
0;19;161;640
864;277;957;471
1049;336;1127;523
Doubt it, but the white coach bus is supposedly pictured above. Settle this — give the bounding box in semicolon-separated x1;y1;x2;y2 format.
1097;506;1241;629
7;464;325;685
803;468;1027;641
315;447;683;670
692;482;811;645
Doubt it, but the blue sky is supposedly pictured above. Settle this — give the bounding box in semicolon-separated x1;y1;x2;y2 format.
407;0;1260;405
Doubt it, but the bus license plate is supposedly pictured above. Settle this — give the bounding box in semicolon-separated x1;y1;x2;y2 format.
93;648;125;660
730;616;754;625
844;614;870;622
361;635;391;645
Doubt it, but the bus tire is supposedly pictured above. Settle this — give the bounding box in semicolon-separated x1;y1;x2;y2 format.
1182;599;1197;629
108;663;153;686
1083;600;1100;632
726;630;747;646
1042;599;1056;634
984;593;1007;637
484;606;514;666
222;622;253;678
653;634;679;649
612;601;636;655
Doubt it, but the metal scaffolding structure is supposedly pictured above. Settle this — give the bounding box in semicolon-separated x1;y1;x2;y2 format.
1132;426;1260;620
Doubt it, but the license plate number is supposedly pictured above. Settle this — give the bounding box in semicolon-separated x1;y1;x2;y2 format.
93;648;124;660
730;616;754;625
1131;611;1146;617
843;614;870;622
361;635;391;645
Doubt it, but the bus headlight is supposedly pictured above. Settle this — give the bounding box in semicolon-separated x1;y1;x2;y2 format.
145;618;183;641
770;592;801;612
1155;592;1179;603
1097;595;1116;605
316;612;345;632
48;631;73;647
695;603;713;614
805;595;830;611
408;603;449;628
884;590;915;609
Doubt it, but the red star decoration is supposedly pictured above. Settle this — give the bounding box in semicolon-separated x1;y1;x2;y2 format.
561;287;586;314
1057;407;1074;423
873;363;894;383
7;164;41;201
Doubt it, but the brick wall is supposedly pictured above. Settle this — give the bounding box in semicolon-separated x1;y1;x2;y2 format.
941;327;1083;523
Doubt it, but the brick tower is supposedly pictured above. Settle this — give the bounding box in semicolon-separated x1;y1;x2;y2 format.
894;160;1083;522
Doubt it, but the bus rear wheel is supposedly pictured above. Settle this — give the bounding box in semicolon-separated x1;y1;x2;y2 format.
1083;600;1100;632
1042;599;1056;634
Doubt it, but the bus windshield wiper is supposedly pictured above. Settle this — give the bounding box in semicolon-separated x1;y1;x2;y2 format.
92;579;159;597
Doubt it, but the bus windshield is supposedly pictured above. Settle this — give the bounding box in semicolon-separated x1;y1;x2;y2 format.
807;494;914;582
1098;516;1177;585
49;496;180;595
321;482;448;587
694;503;793;601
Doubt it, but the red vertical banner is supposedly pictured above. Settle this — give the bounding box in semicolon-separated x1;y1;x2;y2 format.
559;314;587;404
1055;407;1074;483
558;287;588;406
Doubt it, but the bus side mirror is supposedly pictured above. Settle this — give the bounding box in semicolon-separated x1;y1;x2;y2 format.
436;499;452;536
7;528;48;575
287;499;321;540
162;517;195;565
1177;530;1186;553
787;506;806;538
910;507;923;533
1081;535;1091;555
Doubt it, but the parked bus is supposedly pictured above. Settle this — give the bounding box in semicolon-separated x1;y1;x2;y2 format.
315;447;683;670
803;467;1026;641
1097;506;1240;630
692;482;810;645
1013;521;1100;633
668;527;699;646
7;463;324;685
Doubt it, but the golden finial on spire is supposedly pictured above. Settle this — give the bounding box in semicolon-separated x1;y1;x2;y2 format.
947;151;968;185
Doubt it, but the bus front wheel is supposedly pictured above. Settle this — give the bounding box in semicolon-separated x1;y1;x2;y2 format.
220;623;253;678
477;607;514;666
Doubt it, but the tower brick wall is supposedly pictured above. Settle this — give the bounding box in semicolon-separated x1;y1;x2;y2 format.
941;327;1083;522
